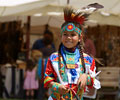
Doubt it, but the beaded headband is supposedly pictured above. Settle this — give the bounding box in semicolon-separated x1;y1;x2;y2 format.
61;23;82;35
61;3;103;35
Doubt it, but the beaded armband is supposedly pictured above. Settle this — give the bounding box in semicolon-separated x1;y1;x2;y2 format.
86;75;91;85
51;82;61;93
51;82;61;99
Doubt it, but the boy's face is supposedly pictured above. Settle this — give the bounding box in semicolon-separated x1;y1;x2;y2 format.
61;31;80;48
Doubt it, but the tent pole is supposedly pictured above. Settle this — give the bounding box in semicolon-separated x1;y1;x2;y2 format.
67;0;70;4
26;16;31;60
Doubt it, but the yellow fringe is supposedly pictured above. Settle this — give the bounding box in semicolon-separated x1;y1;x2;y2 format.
70;90;72;100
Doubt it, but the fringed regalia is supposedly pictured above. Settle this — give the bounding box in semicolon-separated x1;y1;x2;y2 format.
44;3;103;100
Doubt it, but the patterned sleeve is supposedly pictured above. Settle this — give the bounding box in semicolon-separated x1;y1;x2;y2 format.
44;58;57;88
86;59;96;88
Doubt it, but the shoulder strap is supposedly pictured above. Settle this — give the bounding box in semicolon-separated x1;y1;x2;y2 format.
40;59;44;83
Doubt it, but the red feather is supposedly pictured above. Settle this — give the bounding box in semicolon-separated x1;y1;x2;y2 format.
64;14;85;25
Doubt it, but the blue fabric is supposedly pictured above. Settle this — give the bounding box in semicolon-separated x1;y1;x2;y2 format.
70;69;77;81
61;45;80;64
32;39;44;50
32;39;55;50
37;58;48;79
84;56;93;63
32;39;56;58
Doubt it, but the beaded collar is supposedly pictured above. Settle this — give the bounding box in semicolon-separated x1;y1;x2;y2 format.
61;45;80;69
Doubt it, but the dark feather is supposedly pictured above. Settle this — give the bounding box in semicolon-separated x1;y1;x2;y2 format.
88;3;104;9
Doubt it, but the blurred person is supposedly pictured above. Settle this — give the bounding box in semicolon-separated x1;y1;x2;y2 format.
83;29;96;57
23;59;39;100
31;50;49;100
31;50;43;64
32;25;56;58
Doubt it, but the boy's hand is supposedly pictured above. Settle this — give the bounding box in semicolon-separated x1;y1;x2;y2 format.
58;85;70;94
77;74;87;88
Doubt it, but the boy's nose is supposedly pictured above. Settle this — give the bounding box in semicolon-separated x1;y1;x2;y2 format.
67;35;72;39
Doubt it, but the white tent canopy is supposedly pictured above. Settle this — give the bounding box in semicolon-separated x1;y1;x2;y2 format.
0;0;120;27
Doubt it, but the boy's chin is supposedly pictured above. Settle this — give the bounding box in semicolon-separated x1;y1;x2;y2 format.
65;46;76;50
65;46;73;49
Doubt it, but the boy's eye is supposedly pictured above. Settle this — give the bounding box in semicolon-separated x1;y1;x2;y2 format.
71;33;76;36
63;33;67;36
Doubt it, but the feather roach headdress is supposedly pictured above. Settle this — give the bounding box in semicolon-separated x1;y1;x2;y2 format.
64;3;104;25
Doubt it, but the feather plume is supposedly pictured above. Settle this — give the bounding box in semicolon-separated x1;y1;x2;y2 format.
64;3;104;25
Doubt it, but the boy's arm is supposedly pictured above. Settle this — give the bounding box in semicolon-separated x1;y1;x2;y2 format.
44;58;57;88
